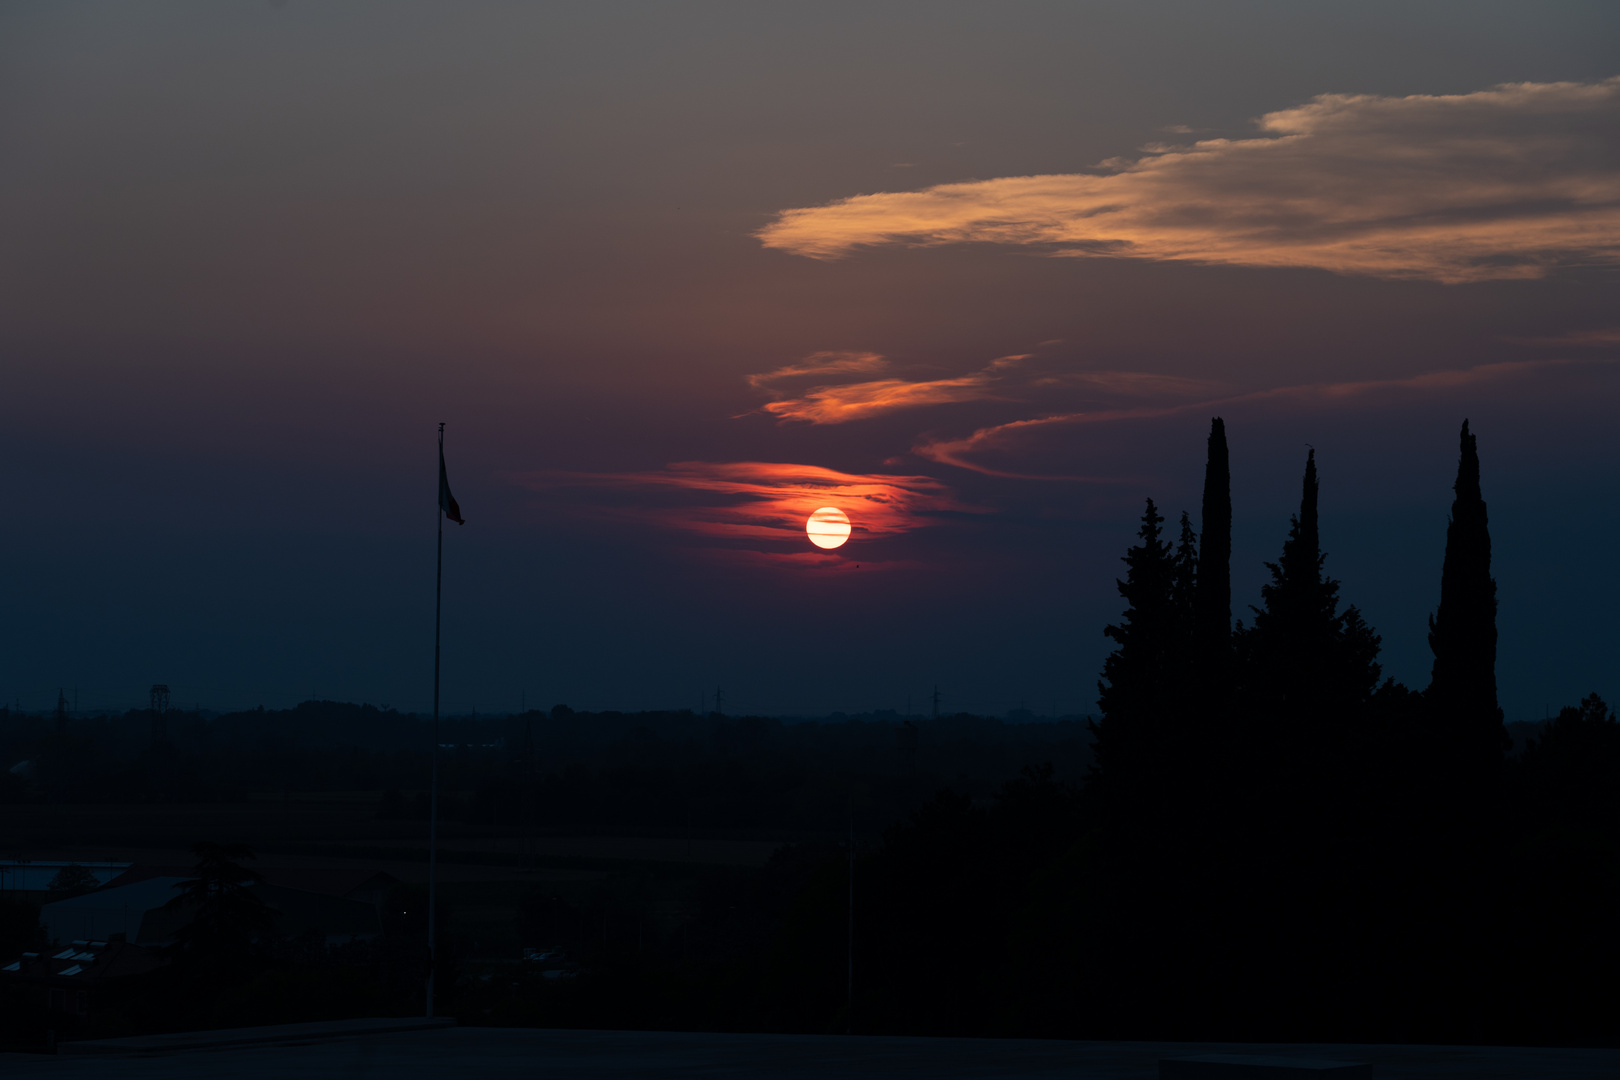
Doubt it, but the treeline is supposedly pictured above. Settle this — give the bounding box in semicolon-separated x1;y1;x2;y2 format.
750;419;1617;1045
0;702;1093;837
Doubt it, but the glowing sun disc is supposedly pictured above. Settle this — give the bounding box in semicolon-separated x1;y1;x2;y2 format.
806;507;852;549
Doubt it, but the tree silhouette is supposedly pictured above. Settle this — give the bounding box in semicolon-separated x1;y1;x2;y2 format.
1172;511;1199;654
1091;498;1215;1032
1094;499;1180;783
1193;417;1232;695
1427;420;1508;768
1239;449;1381;716
47;864;99;896
165;841;277;970
1520;693;1620;835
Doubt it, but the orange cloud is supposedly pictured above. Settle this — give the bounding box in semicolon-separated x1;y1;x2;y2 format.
758;78;1620;284
914;357;1610;477
745;351;888;394
519;460;980;546
762;374;1005;424
747;350;1217;425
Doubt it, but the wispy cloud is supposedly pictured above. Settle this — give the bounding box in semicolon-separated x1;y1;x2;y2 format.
760;374;1007;424
914;357;1610;477
1512;327;1620;347
745;350;1218;425
758;78;1620;284
518;461;980;548
745;351;888;394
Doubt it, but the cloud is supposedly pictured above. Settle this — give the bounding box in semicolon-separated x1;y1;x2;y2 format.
745;351;887;394
914;357;1610;477
758;78;1620;284
761;374;1006;424
914;408;1182;479
1513;327;1620;347
519;460;981;548
1036;370;1222;396
747;350;1219;425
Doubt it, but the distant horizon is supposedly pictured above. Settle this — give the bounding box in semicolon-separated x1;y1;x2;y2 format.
9;695;1582;733
4;697;1098;724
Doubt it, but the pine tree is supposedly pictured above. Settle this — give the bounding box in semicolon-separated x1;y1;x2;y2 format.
1091;499;1208;1022
1095;499;1179;778
1194;417;1232;675
1427;420;1506;764
1228;450;1384;1020
1172;510;1199;644
1241;450;1381;715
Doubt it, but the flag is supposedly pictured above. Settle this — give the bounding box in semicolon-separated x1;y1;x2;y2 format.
439;443;465;525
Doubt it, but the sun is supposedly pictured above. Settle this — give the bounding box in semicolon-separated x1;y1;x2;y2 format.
806;506;852;549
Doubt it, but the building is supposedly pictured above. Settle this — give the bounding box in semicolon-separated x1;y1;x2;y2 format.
1;938;165;1034
41;877;188;945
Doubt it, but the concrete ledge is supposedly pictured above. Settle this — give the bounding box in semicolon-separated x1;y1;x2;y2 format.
59;1016;456;1055
1162;1054;1372;1078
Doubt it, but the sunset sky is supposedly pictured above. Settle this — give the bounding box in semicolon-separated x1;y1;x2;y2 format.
2;2;1616;718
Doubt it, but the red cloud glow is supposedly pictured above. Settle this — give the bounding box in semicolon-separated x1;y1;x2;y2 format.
519;460;980;546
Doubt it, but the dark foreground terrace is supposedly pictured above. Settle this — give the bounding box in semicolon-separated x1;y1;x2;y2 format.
5;1022;1620;1079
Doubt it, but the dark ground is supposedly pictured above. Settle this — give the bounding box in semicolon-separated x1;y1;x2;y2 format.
8;1026;1620;1079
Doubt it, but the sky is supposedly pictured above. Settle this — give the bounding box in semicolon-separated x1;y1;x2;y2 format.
1;1;1616;719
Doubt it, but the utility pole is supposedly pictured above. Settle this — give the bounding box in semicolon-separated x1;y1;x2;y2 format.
847;794;858;1036
427;420;464;1019
522;703;535;863
428;425;446;1020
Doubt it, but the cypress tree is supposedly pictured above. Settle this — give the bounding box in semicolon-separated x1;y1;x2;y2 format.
1412;423;1507;1032
1194;418;1232;691
1195;419;1232;629
1427;420;1506;761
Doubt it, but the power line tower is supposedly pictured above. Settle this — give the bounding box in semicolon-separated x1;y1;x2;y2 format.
931;685;940;720
53;689;69;734
149;684;170;750
714;686;723;717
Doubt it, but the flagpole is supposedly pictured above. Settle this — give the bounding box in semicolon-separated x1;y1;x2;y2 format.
427;422;444;1019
